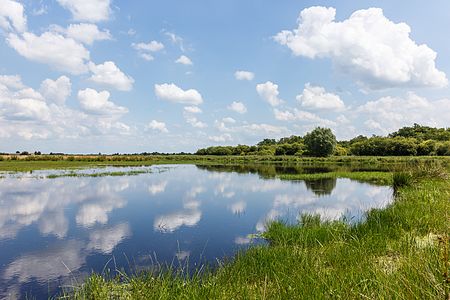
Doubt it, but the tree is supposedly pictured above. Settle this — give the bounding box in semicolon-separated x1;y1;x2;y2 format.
304;127;337;157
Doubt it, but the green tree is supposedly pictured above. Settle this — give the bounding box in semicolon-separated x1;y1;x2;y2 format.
304;127;337;157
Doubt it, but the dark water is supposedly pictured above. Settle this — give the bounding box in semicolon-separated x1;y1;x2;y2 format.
0;165;392;299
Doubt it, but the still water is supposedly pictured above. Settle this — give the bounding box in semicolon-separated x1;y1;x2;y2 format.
0;164;392;298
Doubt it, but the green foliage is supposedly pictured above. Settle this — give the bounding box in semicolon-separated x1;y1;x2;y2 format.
390;123;450;141
392;172;413;190
417;140;437;155
304;127;337;157
436;141;450;156
350;137;418;156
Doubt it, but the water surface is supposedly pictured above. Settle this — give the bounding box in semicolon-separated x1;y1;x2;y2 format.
0;164;392;298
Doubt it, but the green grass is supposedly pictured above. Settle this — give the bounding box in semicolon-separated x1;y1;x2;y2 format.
278;171;394;185
61;167;450;299
46;169;152;179
1;155;449;172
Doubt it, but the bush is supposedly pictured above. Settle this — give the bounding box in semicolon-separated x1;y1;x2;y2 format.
417;140;437;155
304;127;336;157
436;141;450;156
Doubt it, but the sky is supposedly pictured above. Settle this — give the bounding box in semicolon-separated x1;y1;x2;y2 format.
1;0;450;153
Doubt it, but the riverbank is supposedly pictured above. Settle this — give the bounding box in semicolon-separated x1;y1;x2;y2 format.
1;154;449;171
61;165;449;299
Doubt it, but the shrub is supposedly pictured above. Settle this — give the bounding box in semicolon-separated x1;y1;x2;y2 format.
304;127;337;157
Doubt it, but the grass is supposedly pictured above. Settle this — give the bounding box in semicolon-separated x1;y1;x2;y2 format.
278;171;394;185
1;154;449;172
60;164;450;299
46;169;152;179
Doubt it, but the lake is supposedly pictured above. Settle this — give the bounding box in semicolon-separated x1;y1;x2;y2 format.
0;164;392;299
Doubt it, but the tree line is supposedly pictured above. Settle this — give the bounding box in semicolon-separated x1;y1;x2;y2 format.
196;124;450;157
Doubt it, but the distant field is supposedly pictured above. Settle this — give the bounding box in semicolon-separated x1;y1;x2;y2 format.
1;154;449;172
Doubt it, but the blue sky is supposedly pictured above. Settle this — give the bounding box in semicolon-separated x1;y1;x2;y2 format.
1;0;450;153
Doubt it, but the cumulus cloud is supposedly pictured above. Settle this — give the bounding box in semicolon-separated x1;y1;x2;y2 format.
65;23;111;45
296;83;345;111
88;61;134;91
274;108;336;127
0;75;51;122
256;81;283;106
0;75;131;141
186;116;207;128
175;55;193;65
155;83;203;105
146;120;168;133
228;101;247;114
209;134;232;143
132;40;164;61
39;76;71;105
78;88;128;116
7;31;90;75
274;6;447;89
184;106;202;114
0;0;27;33
355;92;450;135
56;0;111;22
234;70;254;81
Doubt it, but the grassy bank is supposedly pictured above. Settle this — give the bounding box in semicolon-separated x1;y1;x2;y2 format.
62;168;450;299
1;154;449;172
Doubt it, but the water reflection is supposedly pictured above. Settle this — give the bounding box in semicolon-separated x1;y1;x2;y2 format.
0;165;392;298
304;178;337;196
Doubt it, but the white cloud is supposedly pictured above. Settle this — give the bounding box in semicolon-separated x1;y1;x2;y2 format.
186;116;207;128
155;83;203;105
234;70;254;81
0;75;50;122
56;0;111;22
0;74;24;89
147;120;168;133
132;41;164;52
0;75;131;141
256;81;283;106
241;123;289;136
184;106;202;114
88;61;134;91
296;83;345;111
0;0;27;33
132;40;164;61
65;23;111;45
228;101;247;114
274;108;336;127
7;31;90;75
39;76;71;105
78;88;128;116
222;117;236;124
355;92;450;135
175;55;193;65
209;134;232;143
139;53;154;61
274;6;447;89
